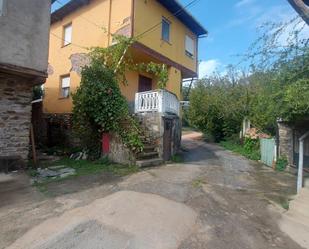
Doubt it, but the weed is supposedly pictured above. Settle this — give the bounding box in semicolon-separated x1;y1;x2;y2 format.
220;138;261;161
31;158;140;191
192;178;205;188
171;154;184;163
276;157;288;171
281;199;290;210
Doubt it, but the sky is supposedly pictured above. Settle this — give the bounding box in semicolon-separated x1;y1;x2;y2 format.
51;0;307;78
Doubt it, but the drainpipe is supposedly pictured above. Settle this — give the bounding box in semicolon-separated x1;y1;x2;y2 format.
297;130;309;193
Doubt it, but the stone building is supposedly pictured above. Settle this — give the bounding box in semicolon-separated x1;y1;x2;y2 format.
0;0;53;165
278;120;309;168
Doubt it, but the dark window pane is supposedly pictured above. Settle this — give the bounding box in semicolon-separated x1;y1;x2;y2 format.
162;19;170;42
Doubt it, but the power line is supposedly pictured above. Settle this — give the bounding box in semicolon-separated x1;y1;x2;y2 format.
51;0;203;49
136;0;202;39
50;32;87;49
55;0;108;31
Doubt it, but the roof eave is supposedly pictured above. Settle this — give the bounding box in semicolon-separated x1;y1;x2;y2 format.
156;0;207;36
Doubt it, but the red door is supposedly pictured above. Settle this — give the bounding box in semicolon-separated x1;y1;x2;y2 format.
138;75;152;92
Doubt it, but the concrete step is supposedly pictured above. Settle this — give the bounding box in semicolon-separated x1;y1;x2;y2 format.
136;151;159;160
136;158;164;167
143;145;157;153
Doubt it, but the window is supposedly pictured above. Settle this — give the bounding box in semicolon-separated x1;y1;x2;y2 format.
161;18;170;42
185;35;195;58
63;23;72;46
0;0;5;16
60;76;70;98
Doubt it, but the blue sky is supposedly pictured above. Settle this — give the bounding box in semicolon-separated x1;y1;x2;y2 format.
52;0;304;77
183;0;301;77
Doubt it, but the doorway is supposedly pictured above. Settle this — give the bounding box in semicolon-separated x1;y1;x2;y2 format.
138;75;152;92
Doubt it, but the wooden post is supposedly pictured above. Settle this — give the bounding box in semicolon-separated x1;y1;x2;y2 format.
30;124;37;167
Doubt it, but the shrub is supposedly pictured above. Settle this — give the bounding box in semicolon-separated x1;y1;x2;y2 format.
243;137;260;160
72;61;143;159
276;157;288;171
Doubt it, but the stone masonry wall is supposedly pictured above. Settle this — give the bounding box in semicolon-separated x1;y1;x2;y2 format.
278;122;294;166
0;74;33;161
136;113;181;160
109;133;135;165
136;113;164;157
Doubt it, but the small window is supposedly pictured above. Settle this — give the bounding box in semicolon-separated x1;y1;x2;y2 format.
0;0;5;16
63;23;72;46
60;76;70;98
185;35;195;58
161;18;170;42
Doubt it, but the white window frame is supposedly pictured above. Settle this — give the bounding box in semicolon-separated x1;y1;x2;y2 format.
161;17;171;42
63;23;72;46
60;75;70;98
185;35;195;58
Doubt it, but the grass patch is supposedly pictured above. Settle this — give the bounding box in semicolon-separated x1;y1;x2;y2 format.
219;138;260;161
192;178;206;188
281;200;290;210
31;157;140;185
171;154;184;163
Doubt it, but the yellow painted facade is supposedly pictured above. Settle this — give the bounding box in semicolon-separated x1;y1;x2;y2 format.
134;0;197;74
44;0;200;114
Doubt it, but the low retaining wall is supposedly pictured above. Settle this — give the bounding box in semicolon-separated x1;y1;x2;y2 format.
108;133;135;165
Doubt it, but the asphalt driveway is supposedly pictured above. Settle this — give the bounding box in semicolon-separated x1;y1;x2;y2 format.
1;132;304;249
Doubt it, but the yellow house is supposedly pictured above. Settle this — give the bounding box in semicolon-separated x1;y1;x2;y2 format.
44;0;207;114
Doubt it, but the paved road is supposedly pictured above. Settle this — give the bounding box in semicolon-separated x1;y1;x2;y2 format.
2;132;303;249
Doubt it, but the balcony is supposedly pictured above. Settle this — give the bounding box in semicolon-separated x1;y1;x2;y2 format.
135;89;180;116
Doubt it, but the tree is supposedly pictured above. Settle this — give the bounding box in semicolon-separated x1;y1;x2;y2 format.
287;0;309;25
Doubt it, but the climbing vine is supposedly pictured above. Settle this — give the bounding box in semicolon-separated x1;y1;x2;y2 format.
72;35;168;158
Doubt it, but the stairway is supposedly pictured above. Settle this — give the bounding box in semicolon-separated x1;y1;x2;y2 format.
135;120;163;168
279;187;309;248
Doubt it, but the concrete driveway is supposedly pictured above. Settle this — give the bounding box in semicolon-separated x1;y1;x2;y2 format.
1;132;304;249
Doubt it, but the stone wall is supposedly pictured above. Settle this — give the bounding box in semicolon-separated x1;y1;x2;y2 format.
278;122;294;166
108;133;135;165
136;113;181;160
0;74;33;161
136;112;164;157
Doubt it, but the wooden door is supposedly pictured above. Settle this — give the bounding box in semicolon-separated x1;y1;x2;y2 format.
138;75;152;92
163;118;173;161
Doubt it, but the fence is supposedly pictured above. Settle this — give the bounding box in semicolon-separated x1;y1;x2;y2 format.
260;138;276;167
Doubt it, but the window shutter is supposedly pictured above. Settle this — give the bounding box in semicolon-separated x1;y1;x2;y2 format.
64;24;72;45
185;35;194;56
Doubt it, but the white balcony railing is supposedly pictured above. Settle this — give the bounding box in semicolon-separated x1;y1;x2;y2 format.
135;89;180;116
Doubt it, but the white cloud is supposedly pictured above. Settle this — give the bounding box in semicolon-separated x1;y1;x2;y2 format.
198;60;221;78
235;0;255;8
